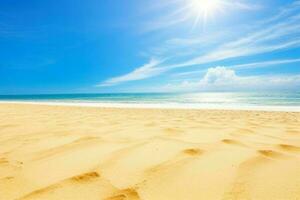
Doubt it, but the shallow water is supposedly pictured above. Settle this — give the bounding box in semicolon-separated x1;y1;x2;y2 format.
0;92;300;111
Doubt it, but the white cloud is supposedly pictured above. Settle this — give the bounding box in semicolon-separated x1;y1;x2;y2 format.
160;67;300;92
202;67;237;84
97;59;163;87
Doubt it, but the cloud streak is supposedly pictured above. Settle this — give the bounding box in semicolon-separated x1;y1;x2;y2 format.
98;59;163;87
173;58;300;77
165;16;300;70
231;58;300;70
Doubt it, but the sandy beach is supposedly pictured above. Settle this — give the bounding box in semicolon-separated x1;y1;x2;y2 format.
0;103;300;200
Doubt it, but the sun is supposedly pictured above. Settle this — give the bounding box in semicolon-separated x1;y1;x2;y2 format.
188;0;223;27
191;0;221;14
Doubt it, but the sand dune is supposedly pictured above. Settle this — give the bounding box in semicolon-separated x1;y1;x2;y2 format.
0;103;300;200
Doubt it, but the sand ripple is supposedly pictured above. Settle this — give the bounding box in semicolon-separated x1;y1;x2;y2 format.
0;104;300;200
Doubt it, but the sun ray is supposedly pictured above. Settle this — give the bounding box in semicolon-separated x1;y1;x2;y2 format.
188;0;224;28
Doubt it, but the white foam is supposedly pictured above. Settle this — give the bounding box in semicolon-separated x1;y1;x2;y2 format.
1;100;300;112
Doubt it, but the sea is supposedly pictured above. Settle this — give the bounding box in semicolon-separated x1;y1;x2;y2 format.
0;92;300;111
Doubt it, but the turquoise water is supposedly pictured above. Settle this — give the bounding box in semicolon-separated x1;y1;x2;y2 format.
0;92;300;109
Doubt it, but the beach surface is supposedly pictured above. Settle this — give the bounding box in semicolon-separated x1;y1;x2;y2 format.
0;103;300;200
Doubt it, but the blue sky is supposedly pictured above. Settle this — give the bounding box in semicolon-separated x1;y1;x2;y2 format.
0;0;300;94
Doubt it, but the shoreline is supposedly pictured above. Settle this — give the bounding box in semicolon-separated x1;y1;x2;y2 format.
1;100;300;112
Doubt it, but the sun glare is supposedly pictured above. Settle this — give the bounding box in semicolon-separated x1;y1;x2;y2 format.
191;0;220;14
189;0;223;27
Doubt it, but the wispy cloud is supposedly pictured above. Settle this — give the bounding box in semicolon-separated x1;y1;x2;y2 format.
231;58;300;70
98;1;300;88
173;58;300;77
222;1;261;11
97;59;163;87
140;0;261;33
165;16;300;69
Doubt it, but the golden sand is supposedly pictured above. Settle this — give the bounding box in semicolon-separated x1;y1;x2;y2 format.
0;103;300;200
